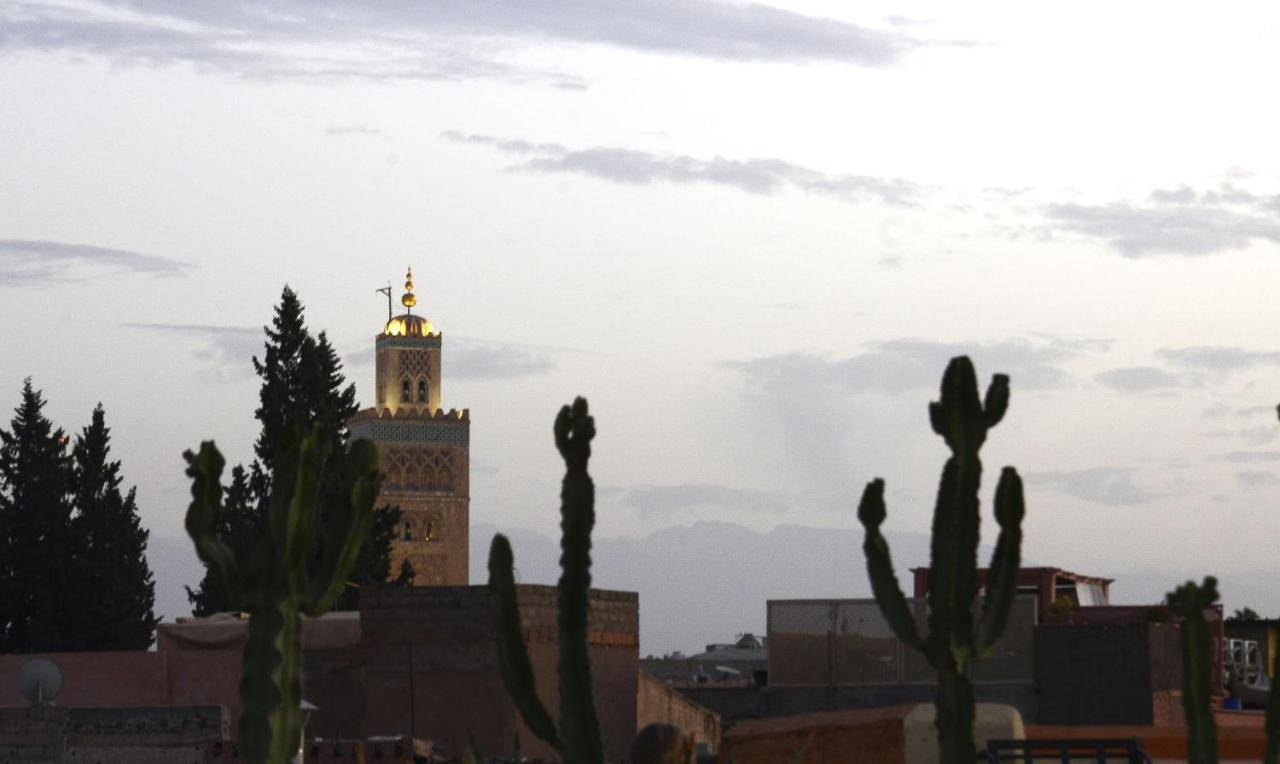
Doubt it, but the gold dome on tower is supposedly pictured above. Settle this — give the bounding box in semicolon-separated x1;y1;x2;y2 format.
383;266;434;336
383;314;433;337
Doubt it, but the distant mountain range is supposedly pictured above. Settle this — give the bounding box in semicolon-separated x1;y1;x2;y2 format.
469;521;933;656
147;521;1279;656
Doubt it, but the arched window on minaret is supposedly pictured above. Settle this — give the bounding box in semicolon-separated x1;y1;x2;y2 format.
401;378;411;402
403;521;414;541
418;380;427;403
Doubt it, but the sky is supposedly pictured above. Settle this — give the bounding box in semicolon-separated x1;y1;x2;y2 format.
4;1;1280;652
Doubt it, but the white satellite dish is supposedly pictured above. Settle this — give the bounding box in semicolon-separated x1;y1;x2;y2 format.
17;657;63;705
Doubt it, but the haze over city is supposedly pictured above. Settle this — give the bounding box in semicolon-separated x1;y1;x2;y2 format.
4;1;1280;654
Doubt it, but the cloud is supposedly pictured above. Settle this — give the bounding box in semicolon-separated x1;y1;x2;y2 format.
0;239;189;286
1235;405;1278;419
1236;470;1280;488
125;323;260;380
1041;181;1280;257
1093;366;1182;393
1220;451;1280;464
722;336;1098;397
324;126;382;136
1156;346;1280;372
617;483;788;517
1026;467;1162;506
1;0;932;87
444;131;925;206
1201;427;1278;446
448;344;556;380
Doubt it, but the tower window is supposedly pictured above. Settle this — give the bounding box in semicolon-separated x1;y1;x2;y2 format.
403;522;413;541
418;380;427;402
401;379;411;402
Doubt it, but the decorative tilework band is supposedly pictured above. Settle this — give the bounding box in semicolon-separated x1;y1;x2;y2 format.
351;418;470;446
377;335;442;350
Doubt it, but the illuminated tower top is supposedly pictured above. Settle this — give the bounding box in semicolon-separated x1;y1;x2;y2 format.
373;267;441;414
383;267;434;338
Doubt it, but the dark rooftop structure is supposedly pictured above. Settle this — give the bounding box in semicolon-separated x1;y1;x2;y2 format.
912;566;1114;619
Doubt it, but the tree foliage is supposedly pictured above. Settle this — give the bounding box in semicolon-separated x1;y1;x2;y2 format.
188;286;406;616
0;380;157;652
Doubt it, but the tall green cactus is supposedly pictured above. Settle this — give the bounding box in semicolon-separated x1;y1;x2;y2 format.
488;397;605;764
1270;408;1280;764
857;356;1025;763
185;425;380;764
1167;577;1221;764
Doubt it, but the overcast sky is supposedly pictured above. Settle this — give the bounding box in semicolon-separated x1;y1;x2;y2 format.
4;1;1280;647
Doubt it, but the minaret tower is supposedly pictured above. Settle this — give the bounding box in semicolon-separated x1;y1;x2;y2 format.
349;268;470;586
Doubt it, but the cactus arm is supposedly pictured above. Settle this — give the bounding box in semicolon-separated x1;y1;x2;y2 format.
1167;577;1220;764
183;442;244;608
856;479;923;651
282;428;326;576
554;398;605;764
488;533;562;752
304;439;380;614
976;467;1025;654
982;374;1010;428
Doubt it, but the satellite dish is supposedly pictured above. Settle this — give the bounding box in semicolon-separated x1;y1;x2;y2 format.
17;657;63;705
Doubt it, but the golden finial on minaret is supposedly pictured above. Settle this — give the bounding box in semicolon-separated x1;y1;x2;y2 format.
401;267;417;310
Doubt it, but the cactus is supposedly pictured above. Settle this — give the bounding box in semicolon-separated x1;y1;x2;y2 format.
857;356;1025;763
184;425;380;764
488;397;604;764
1270;408;1280;764
1166;577;1220;764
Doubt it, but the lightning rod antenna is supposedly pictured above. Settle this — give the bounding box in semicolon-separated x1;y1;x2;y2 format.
375;283;392;322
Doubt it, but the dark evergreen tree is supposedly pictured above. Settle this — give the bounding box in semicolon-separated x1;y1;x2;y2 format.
188;286;407;616
68;405;160;649
0;380;78;652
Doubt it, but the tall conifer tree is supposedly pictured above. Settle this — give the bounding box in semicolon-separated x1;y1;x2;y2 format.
0;380;78;652
187;287;406;616
69;405;160;650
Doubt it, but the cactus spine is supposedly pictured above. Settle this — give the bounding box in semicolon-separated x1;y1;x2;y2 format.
184;425;380;764
489;397;604;764
1167;577;1221;764
857;356;1025;763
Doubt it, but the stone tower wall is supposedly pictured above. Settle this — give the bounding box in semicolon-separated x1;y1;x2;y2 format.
374;335;442;416
349;406;470;587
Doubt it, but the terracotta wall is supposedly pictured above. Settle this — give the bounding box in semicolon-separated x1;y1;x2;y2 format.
0;650;240;723
637;670;720;752
359;584;639;762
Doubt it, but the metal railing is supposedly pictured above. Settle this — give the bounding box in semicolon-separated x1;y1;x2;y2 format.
981;738;1152;763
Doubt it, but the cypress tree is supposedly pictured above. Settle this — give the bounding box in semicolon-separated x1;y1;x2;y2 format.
68;405;160;650
0;380;78;652
187;286;407;616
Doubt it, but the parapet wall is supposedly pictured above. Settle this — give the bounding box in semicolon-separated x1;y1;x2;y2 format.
360;584;638;646
358;584;639;762
0;704;227;763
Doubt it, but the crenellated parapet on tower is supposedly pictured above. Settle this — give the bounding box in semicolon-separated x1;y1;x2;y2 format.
348;268;470;586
